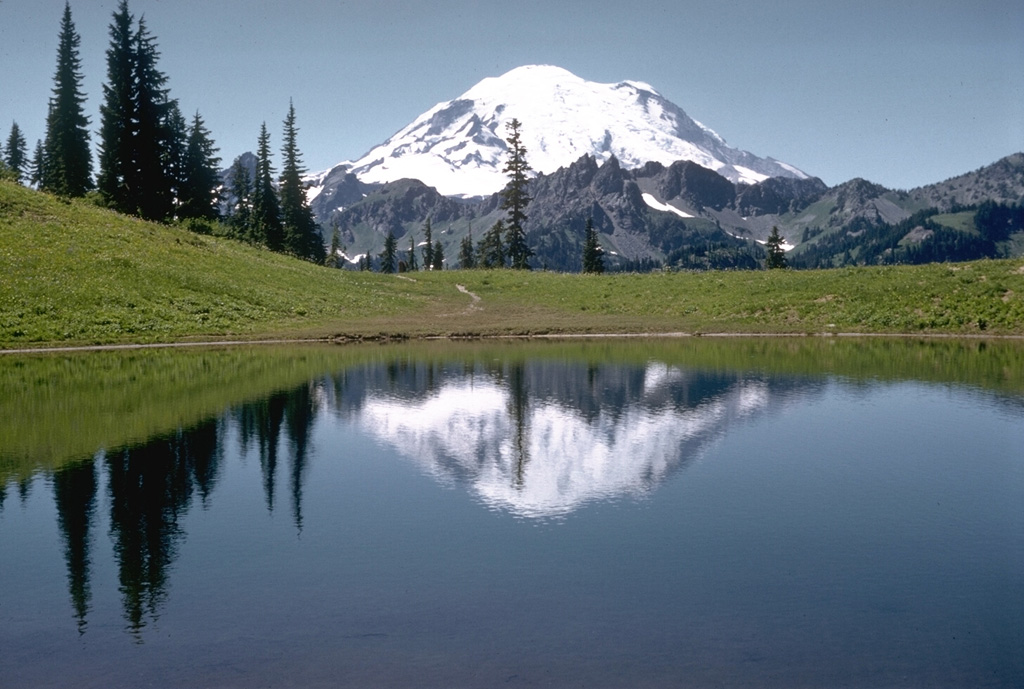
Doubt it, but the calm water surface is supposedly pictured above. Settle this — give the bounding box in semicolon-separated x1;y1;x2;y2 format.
1;341;1022;687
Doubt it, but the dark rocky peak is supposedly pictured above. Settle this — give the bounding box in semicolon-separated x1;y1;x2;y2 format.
658;160;735;211
591;155;627;195
735;176;828;216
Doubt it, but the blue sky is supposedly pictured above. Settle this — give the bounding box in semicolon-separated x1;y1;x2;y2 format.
2;0;1022;189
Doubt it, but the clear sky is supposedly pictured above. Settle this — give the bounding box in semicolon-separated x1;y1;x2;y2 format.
2;0;1022;190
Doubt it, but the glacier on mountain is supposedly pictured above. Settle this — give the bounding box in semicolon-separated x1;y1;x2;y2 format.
336;65;808;198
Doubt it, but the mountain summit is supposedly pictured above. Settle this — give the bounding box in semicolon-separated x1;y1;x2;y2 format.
339;65;808;197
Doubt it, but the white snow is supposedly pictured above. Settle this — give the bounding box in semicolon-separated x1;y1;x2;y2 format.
642;193;694;218
357;368;774;518
344;65;809;197
755;238;796;252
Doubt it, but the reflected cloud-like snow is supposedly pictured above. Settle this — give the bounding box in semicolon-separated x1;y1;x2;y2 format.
359;365;771;518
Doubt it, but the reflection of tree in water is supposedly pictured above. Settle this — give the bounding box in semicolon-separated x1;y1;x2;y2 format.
507;363;530;489
235;383;318;532
53;459;98;635
104;419;223;635
235;392;287;513
285;382;318;533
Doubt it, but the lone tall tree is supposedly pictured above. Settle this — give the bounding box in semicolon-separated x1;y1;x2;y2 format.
582;218;605;274
278;102;325;262
42;2;92;196
765;226;787;269
501;118;533;269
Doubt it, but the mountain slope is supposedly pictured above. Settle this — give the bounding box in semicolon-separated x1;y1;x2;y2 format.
335;65;808;197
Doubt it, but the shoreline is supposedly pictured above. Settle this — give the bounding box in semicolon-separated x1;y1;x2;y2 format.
3;329;1023;355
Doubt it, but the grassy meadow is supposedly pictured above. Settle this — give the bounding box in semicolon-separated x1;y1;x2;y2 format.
2;179;1023;348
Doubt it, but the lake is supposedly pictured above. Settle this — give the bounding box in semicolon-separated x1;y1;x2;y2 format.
1;338;1022;688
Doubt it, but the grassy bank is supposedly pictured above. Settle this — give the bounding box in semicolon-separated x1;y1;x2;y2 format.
2;180;1023;348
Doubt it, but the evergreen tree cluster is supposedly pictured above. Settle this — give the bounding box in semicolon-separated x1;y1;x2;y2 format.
9;1;327;263
224;111;326;263
95;1;222;222
789;203;1023;269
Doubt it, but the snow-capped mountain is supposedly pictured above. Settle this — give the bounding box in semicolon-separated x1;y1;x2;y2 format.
333;65;808;198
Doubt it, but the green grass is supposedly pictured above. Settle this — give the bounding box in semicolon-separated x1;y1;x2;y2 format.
931;211;977;232
2;180;1024;347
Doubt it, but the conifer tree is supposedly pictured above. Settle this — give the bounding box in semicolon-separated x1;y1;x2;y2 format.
422;218;434;269
458;232;476;269
582;218;605;274
477;220;506;268
251;123;283;249
29;140;45;188
163;100;188;215
407;233;418;271
177;111;221;221
379;231;397;273
4;122;28;184
227;156;253;240
131;16;175;221
278;102;324;262
42;3;92;196
97;0;135;212
432;240;444;271
326;223;342;268
97;2;178;220
765;226;787;269
501;118;533;269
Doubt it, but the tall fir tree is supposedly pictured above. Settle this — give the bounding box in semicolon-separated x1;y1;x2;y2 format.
432;240;444;271
162;100;188;216
4;122;28;184
227;156;253;240
582;218;605;274
422;218;434;269
458;231;476;269
42;2;92;197
251;123;283;250
131;16;175;221
278;102;325;262
177;111;221;221
501;118;533;269
97;0;135;212
379;231;397;274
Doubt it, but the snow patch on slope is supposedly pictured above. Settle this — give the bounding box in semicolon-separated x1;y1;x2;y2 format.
642;193;695;218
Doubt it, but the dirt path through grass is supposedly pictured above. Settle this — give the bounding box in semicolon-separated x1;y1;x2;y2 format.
456;284;483;313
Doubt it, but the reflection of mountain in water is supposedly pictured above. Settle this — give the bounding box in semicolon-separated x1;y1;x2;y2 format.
25;356;811;635
355;361;791;518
